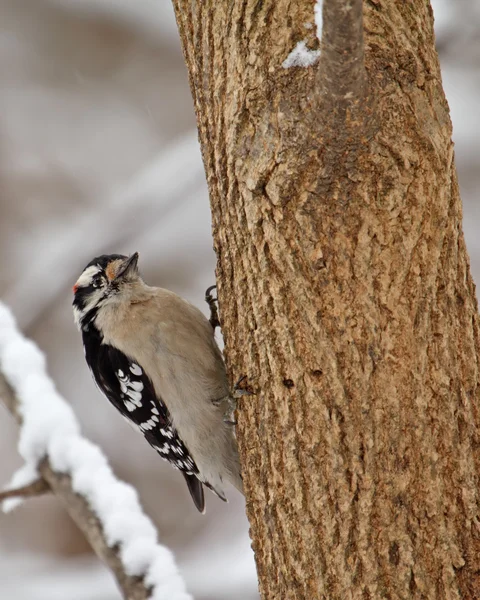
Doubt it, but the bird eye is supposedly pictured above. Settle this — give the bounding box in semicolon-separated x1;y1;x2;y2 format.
92;275;104;288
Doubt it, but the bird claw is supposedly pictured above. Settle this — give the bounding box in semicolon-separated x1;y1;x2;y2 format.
232;375;254;398
205;284;220;330
222;376;254;426
212;395;237;425
223;395;238;426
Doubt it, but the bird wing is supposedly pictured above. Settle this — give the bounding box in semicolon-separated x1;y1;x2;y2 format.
82;328;207;510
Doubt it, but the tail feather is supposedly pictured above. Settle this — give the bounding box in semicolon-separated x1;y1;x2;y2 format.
182;472;205;513
204;480;228;503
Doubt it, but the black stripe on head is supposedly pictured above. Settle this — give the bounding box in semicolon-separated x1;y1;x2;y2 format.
83;254;128;271
72;278;105;331
73;254;126;331
73;284;93;310
73;254;128;304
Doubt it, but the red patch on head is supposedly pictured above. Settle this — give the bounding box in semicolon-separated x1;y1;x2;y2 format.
72;284;78;294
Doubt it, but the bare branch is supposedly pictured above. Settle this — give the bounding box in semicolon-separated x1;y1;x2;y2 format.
0;477;49;501
0;374;153;600
318;0;366;106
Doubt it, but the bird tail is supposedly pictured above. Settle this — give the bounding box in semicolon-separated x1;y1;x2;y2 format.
229;470;244;495
182;472;205;513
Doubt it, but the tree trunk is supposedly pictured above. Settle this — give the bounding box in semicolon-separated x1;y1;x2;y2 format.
172;0;480;598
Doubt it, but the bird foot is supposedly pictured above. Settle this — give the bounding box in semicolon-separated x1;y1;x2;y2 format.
205;284;220;330
211;394;237;424
223;376;255;426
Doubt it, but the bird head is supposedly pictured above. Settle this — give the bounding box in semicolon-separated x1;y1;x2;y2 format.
72;252;140;330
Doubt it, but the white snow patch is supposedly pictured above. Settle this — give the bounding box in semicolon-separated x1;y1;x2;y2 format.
315;0;323;42
0;302;192;600
282;41;320;68
283;0;323;69
1;462;39;513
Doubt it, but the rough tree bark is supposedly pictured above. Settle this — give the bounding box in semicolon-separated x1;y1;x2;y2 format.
172;1;480;598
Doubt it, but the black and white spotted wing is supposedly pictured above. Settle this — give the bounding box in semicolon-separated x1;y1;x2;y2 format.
81;326;205;511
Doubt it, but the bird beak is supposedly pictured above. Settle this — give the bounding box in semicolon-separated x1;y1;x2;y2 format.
115;252;139;279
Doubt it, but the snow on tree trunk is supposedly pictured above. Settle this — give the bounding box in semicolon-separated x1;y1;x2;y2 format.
172;0;480;598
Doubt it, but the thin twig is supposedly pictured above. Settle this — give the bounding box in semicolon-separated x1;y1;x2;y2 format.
0;478;49;501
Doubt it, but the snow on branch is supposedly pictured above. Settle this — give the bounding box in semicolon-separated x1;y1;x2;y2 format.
0;302;192;600
318;0;366;104
282;3;323;69
282;0;365;106
283;41;321;69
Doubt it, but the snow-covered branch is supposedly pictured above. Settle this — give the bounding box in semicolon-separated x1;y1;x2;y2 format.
0;302;192;600
318;0;366;105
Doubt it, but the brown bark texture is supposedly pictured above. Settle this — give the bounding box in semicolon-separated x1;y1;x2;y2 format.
172;0;480;598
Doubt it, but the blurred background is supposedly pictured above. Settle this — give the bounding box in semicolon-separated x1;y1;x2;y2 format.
0;1;478;599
